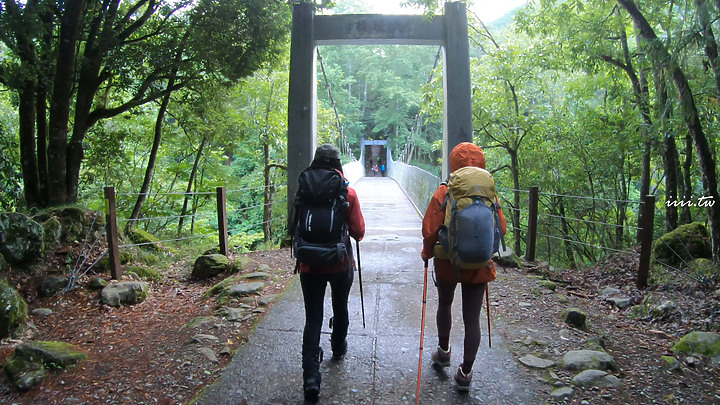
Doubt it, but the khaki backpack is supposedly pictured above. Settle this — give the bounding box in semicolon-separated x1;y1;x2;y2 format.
434;166;503;269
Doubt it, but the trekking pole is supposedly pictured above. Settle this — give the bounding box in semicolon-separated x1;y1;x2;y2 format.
356;240;366;328
486;283;492;348
416;259;429;405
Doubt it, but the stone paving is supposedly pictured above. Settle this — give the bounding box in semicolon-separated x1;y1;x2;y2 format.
194;177;541;404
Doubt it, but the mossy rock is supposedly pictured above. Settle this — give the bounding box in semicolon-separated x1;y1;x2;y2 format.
126;266;162;282
671;331;720;358
652;222;711;267
33;206;105;245
192;254;230;279
5;340;87;391
96;250;133;271
41;217;63;249
494;252;523;269
564;308;587;329
4;355;46;391
230;255;251;274
0;280;28;338
540;280;557;291
0;212;45;265
127;228;164;253
13;341;88;369
204;275;244;298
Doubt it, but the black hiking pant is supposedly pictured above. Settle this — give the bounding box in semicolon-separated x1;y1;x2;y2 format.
300;268;354;385
436;281;486;371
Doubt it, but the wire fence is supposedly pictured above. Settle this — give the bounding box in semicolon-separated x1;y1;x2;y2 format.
101;186;288;280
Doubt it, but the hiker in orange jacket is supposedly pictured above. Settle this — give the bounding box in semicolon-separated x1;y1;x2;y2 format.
421;142;506;392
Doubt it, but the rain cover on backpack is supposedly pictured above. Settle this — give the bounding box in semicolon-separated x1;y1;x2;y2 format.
292;167;350;267
435;166;502;269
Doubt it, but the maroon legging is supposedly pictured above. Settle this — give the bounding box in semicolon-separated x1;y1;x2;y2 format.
436;281;487;373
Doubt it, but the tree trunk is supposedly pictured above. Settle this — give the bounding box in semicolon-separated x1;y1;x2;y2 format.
263;142;272;243
618;0;720;261
127;77;176;232
697;0;720;98
655;68;679;231
178;136;206;236
18;80;41;208
47;0;86;205
36;80;49;207
509;148;522;256
681;133;693;224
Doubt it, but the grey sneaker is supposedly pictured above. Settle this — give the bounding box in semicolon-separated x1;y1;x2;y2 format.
431;346;451;367
454;366;472;392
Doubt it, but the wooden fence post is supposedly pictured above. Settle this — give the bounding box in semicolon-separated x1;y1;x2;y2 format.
637;194;655;289
104;187;122;280
526;186;539;262
217;187;229;256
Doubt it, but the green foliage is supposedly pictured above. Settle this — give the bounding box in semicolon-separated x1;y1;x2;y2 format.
0;91;21;211
228;232;265;253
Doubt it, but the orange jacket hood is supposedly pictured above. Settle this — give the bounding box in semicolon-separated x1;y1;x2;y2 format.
449;142;486;172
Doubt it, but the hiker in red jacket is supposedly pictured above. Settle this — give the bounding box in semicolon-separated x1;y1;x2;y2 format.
421;142;506;392
295;144;365;402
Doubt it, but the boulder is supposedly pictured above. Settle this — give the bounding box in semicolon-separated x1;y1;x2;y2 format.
39;276;69;297
518;354;555;369
33;206;104;245
230;255;251;274
562;349;617;371
101;282;150;306
41;216;63;249
0;212;44;264
671;331;720;359
4;341;88;391
571;369;621;388
88;277;108;290
128;228;163;252
228;282;265;297
0;280;28;338
564;308;587;329
126;265;162;282
652;222;711;267
192;254;230;279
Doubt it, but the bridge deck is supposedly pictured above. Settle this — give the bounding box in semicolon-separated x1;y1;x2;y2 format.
196;177;540;404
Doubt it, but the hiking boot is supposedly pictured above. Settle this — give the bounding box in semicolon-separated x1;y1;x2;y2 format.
302;348;323;402
454;365;472;392
431;346;451;367
331;339;347;360
303;377;320;402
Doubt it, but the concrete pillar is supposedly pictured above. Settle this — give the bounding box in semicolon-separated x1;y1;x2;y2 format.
287;3;317;219
442;2;472;178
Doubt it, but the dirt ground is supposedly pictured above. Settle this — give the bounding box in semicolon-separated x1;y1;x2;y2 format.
491;252;720;404
0;247;297;405
1;246;719;404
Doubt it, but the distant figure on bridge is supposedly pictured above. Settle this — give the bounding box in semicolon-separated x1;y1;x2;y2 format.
420;142;507;392
369;158;374;177
377;158;385;177
292;144;366;402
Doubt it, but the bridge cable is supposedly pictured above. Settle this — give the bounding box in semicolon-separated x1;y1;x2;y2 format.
317;49;356;161
399;46;443;165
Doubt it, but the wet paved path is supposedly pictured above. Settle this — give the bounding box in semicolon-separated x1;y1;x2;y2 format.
195;177;541;405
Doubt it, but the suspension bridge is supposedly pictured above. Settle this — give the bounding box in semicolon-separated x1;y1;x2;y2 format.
193;175;542;405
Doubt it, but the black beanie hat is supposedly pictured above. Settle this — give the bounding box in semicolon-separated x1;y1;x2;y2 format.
311;144;343;172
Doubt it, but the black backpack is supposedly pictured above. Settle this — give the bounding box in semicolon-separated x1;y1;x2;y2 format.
292;167;350;268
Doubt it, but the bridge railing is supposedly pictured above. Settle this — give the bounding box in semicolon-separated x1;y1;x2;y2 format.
387;160;440;213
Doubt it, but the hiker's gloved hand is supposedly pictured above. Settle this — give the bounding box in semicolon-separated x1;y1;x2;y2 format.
421;250;430;262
